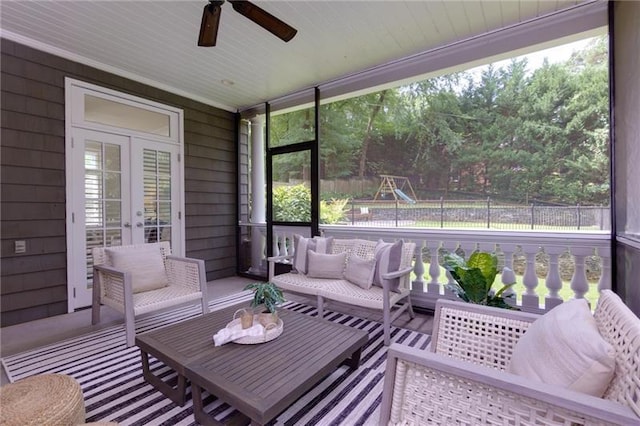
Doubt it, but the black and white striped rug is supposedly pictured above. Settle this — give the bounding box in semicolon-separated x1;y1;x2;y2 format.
2;293;430;425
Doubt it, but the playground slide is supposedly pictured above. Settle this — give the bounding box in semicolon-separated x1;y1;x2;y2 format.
394;188;416;204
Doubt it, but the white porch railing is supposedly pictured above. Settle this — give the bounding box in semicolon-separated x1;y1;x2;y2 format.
239;222;611;314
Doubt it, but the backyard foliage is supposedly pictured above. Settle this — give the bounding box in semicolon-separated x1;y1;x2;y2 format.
270;37;609;206
272;184;348;224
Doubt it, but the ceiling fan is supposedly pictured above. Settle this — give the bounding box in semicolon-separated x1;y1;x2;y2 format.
198;0;298;47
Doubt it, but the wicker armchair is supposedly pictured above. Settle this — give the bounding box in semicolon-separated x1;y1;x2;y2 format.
380;290;640;425
92;242;208;347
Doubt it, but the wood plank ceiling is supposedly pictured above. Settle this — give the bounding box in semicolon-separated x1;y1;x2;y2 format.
1;1;591;112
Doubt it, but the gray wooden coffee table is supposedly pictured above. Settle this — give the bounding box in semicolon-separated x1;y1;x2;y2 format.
135;304;368;425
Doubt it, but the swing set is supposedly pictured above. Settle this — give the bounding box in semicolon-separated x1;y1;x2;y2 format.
373;175;417;203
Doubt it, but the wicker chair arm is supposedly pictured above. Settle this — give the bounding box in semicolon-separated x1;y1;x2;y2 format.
164;255;206;293
381;344;638;426
431;299;540;369
267;254;294;263
267;255;295;280
93;264;131;306
381;265;413;280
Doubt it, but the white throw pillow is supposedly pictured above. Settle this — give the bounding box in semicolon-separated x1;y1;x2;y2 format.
292;235;333;274
373;240;403;292
507;298;616;397
344;255;377;289
106;245;169;294
306;251;346;279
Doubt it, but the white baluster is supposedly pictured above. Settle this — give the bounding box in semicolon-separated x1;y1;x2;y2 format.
282;232;290;258
521;244;540;309
598;247;611;291
500;243;518;303
442;242;459;297
570;247;592;300
427;240;442;294
501;267;517;307
412;239;425;292
544;246;565;309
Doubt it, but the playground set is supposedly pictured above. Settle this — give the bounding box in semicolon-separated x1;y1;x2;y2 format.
373;175;417;203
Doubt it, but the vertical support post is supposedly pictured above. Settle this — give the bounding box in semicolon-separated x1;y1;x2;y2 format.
577;203;581;230
531;203;535;230
249;116;266;275
487;196;491;229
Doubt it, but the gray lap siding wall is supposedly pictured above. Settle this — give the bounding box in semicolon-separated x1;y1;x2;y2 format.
0;39;237;326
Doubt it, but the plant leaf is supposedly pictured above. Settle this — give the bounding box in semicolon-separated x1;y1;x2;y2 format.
445;282;470;302
467;251;498;294
456;268;489;303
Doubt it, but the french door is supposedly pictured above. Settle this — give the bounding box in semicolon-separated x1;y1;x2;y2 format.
66;78;184;311
69;128;181;308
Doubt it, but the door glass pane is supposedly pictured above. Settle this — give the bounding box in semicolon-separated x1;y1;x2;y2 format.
105;172;121;199
272;150;312;222
105;144;121;171
84;94;171;137
143;148;172;243
159;177;171;199
84;140;122;285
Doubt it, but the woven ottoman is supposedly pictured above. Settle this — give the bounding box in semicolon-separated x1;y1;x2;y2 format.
0;374;85;425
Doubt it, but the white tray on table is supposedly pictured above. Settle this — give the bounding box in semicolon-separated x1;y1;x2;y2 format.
226;314;283;344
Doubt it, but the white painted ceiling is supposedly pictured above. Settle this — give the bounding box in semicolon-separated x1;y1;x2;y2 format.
1;1;594;112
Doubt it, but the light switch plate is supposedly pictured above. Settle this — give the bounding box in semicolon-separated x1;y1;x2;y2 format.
15;240;26;254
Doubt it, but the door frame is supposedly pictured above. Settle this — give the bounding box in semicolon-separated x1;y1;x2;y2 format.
265;89;320;260
64;78;185;312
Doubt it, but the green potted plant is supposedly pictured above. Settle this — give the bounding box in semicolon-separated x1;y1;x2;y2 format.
243;282;286;326
443;251;518;310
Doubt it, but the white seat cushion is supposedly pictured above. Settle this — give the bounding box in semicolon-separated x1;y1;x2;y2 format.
106;244;169;293
508;298;616;397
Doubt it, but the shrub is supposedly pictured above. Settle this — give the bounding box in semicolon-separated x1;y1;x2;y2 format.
272;184;348;224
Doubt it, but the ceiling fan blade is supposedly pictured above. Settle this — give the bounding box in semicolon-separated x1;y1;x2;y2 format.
228;0;297;42
198;1;224;47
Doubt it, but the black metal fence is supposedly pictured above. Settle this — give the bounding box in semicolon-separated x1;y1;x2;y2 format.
344;198;610;230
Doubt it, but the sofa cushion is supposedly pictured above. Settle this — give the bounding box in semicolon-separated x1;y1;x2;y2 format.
344;254;377;289
292;235;333;274
106;244;169;293
373;240;403;292
508;298;616;397
307;251;346;279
